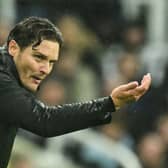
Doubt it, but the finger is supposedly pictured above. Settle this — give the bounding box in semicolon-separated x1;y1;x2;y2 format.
134;74;152;100
127;90;145;101
134;74;151;93
123;95;137;103
123;89;143;100
134;86;146;94
124;86;146;100
120;74;151;101
140;73;152;89
134;90;146;100
118;89;140;99
119;81;139;91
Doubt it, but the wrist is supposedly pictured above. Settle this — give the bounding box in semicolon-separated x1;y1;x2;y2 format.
110;95;120;111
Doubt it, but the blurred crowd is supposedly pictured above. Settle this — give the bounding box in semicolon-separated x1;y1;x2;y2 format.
1;0;168;168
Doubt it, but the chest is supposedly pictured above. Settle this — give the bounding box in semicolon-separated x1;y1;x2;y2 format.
0;123;18;168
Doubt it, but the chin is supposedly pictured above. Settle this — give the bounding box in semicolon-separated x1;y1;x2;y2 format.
24;84;38;93
28;87;37;93
31;86;38;92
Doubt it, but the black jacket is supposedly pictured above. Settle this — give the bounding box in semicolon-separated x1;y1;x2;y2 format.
0;47;115;168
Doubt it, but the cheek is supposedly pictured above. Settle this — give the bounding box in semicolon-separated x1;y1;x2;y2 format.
30;62;40;72
22;59;40;75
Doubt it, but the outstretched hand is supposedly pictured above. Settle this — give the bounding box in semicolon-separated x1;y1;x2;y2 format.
111;73;152;110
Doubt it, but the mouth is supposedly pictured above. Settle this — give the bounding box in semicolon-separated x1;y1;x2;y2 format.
32;75;43;85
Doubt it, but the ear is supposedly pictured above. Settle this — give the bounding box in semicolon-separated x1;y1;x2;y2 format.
8;40;20;57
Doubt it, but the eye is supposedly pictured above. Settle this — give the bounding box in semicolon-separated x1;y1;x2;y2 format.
33;54;45;62
34;54;43;59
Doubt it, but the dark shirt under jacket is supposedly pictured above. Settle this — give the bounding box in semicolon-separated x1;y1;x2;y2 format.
0;47;115;168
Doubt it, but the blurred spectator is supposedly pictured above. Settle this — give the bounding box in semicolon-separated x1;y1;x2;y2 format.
16;0;124;46
57;14;101;55
118;52;141;81
156;114;168;146
16;0;48;21
102;51;142;96
37;79;66;105
101;20;146;96
121;21;145;53
9;153;33;168
136;132;167;168
141;43;168;87
0;22;11;46
53;14;102;102
155;114;168;167
100;111;135;149
61;128;142;168
47;112;141;168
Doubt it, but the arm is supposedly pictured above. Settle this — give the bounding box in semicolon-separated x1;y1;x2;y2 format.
0;73;151;137
0;73;115;137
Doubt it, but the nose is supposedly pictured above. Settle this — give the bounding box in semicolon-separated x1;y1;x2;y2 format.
40;62;51;75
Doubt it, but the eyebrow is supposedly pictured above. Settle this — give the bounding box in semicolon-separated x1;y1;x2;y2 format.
33;51;57;63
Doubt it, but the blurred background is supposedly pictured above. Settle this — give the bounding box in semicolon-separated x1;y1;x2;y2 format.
1;0;168;167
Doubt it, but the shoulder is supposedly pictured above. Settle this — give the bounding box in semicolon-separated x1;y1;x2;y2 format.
0;46;8;62
0;70;36;108
0;71;12;84
0;72;19;99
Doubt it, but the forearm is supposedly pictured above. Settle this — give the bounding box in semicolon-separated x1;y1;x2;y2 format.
24;96;115;137
0;76;115;137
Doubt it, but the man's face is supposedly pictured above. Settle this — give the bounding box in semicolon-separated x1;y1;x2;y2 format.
9;40;60;92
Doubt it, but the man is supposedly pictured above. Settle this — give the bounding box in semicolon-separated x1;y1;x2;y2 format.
0;16;151;168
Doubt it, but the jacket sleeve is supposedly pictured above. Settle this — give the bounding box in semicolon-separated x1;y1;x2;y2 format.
0;73;116;137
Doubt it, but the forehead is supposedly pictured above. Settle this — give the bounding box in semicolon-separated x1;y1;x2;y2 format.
33;40;60;59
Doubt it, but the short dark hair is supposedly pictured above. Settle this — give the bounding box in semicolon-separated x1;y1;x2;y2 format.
7;16;63;50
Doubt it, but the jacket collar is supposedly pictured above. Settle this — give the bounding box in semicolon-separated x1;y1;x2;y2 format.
0;47;22;86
